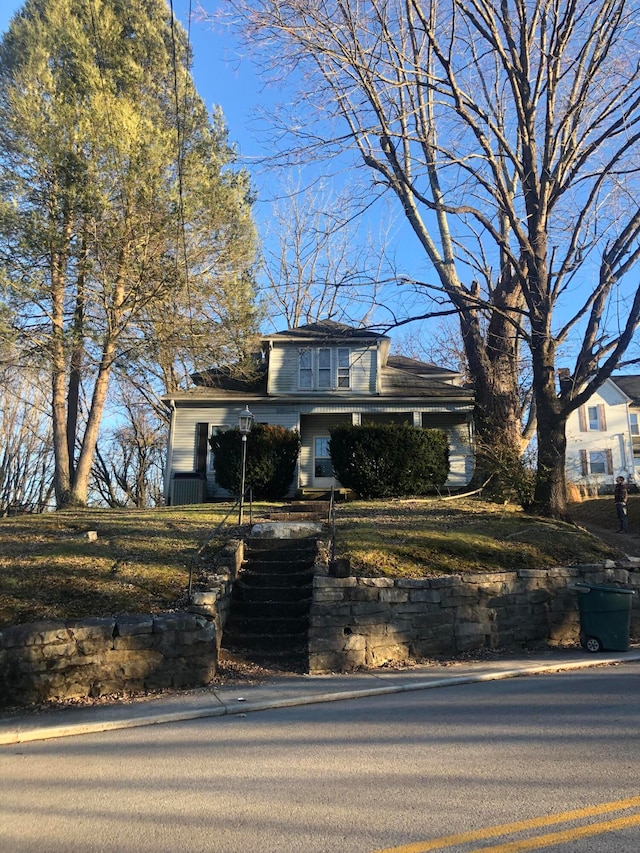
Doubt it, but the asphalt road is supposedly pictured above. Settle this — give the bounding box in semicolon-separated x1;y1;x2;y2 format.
2;662;640;853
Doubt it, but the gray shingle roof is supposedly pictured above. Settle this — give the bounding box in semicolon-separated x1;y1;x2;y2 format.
167;320;472;404
262;320;384;342
612;374;640;404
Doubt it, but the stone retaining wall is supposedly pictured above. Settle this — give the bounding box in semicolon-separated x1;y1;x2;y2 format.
0;540;243;708
309;562;640;673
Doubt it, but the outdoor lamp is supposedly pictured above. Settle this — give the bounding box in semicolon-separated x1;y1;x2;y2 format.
238;405;254;524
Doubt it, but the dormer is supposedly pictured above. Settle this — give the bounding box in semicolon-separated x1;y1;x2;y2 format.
262;321;388;397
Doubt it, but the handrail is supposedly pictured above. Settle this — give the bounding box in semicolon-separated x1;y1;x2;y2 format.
187;485;253;601
329;486;337;563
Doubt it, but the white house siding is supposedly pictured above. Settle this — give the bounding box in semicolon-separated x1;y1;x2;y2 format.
565;380;635;493
299;413;352;489
420;413;473;488
166;402;300;501
267;342;377;395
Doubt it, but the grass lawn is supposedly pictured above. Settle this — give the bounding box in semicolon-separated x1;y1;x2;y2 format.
336;497;624;578
0;504;242;629
0;496;631;628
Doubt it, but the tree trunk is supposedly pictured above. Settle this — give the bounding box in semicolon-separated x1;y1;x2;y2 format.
533;405;568;518
50;214;74;509
459;284;525;495
529;314;568;519
67;259;127;507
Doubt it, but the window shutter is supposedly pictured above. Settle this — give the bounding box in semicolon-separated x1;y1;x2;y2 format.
598;404;607;431
605;449;613;474
578;407;587;432
195;422;209;473
580;449;588;475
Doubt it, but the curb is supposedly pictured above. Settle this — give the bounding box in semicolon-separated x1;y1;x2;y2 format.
2;652;640;746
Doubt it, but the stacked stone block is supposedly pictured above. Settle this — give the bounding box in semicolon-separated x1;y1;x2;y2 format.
309;562;640;673
0;540;243;708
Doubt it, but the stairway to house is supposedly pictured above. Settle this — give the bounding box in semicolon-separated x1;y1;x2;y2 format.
220;537;317;672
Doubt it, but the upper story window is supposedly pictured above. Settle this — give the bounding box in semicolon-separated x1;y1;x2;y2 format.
578;403;607;432
630;413;639;436
298;346;351;390
299;349;313;388
337;348;350;388
318;347;331;388
587;406;601;430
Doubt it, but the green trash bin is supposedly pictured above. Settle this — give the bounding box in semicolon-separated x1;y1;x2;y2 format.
574;582;635;653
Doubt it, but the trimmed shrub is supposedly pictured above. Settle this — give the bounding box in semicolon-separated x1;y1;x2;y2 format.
210;424;301;500
329;423;449;498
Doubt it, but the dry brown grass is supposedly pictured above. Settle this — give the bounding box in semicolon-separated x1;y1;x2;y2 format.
0;504;242;628
0;496;630;629
336;497;623;578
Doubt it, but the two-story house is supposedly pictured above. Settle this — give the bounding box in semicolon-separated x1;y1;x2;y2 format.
162;320;476;504
565;374;640;493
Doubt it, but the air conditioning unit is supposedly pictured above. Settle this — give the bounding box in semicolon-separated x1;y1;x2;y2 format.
172;475;206;505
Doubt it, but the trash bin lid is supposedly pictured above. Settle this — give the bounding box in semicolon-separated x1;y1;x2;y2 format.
573;581;635;595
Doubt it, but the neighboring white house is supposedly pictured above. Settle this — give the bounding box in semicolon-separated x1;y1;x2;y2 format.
565;375;640;493
162;320;476;504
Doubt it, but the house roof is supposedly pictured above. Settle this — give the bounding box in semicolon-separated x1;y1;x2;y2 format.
262;319;385;343
164;320;472;404
190;361;268;393
386;354;460;379
612;374;640;405
381;365;472;399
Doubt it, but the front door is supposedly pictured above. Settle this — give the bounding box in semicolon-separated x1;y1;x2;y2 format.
313;436;335;487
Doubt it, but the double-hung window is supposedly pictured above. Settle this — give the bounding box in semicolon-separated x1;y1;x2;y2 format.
299;349;313;389
298;347;351;390
578;404;607;432
337;348;351;388
317;348;331;388
580;448;613;475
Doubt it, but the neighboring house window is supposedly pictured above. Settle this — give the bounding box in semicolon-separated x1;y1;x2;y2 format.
630;413;639;436
578;404;607;431
314;437;333;478
298;347;351;390
299;349;313;388
580;449;613;475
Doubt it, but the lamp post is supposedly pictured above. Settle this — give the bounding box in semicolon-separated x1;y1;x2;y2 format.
238;405;254;525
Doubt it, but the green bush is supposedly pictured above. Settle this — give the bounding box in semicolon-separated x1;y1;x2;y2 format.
329;423;449;498
210;424;301;500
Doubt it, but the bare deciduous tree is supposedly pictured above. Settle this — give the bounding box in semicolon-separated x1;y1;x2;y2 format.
0;359;55;515
221;0;640;516
91;394;165;509
260;177;394;329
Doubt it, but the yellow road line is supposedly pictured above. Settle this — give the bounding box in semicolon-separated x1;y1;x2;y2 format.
374;795;640;853
468;812;640;852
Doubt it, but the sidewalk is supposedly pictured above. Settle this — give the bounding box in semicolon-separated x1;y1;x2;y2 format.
2;647;640;746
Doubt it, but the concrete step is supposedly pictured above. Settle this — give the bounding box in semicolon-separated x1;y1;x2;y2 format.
243;557;316;573
233;582;313;603
233;597;311;619
224;615;310;636
222;630;309;653
246;537;317;554
237;570;314;589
